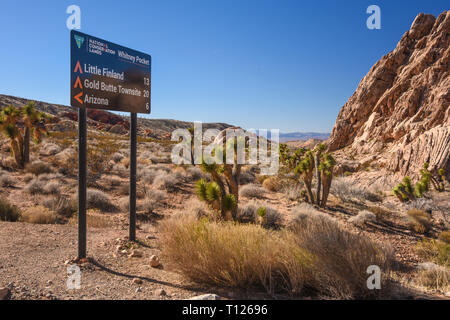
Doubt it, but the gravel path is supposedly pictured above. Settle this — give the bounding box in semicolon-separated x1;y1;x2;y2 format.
0;222;207;300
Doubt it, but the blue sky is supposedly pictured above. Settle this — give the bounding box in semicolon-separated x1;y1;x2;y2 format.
0;1;447;132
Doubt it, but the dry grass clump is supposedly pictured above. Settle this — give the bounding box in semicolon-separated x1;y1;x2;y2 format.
25;160;53;176
25;178;46;195
43;181;61;195
22;173;35;183
153;172;182;192
0;198;20;222
160;212;394;299
141;189;166;214
68;210;111;228
42;195;77;218
414;267;449;292
290;202;324;217
239;184;266;199
110;152;124;163
39;142;61;156
119;197;130;212
20;206;58;224
239;170;256;185
238;201;282;229
414;262;449;292
262;176;282;192
185;166;206;181
102;175;122;187
349;210;376;227
367;206;392;222
112;163;128;178
439;231;450;244
282;183;304;201
172;198;217;221
288;210;394;298
86;189;116;212
25;178;62;195
0;172;15;187
415;238;449;268
407;209;432;234
331;177;382;203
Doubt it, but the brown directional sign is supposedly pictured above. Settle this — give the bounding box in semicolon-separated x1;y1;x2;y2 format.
71;30;151;114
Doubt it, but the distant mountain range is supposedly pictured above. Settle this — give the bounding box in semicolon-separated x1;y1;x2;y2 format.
279;132;330;142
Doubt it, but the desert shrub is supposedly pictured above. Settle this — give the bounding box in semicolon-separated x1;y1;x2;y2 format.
282;183;304;201
239;170;255;185
331;177;381;203
262;176;282;192
25;178;46;195
406;198;436;213
43;181;61;195
288;210;394;298
120;157;130;169
141;189;166;214
26;160;53;176
414;266;449;292
40;142;61;156
22;173;35;183
102;175;122;187
119;197;130;212
0;156;17;171
111;152;124;163
161;213;393;298
112;163;128;178
20;206;58;224
439;231;450;244
239;184;266;199
0;173;15;187
139;168;160;184
290;202;324;217
407;209;432;234
367;206;392;222
68;210;111;228
173;198;217;221
185;166;205;181
349;210;376;227
237;201;282;229
86;189;115;212
153;172;181;192
0;198;20;222
415;238;449;267
160;217;309;294
42;195;76;218
86;137;121;180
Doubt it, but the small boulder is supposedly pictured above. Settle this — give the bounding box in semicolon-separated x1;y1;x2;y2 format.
132;278;143;285
150;255;160;268
129;250;143;258
0;287;10;300
155;288;166;296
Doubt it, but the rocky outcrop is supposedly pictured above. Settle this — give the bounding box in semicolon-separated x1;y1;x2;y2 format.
328;11;450;178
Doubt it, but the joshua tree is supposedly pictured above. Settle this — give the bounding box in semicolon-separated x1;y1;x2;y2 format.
195;128;245;221
393;163;446;202
292;144;336;207
0;102;49;168
22;102;49;164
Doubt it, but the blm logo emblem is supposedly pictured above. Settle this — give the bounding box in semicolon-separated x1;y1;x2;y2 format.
74;34;85;49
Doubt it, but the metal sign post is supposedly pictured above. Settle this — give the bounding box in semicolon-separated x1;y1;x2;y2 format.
78;107;87;258
70;30;151;258
129;113;137;241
